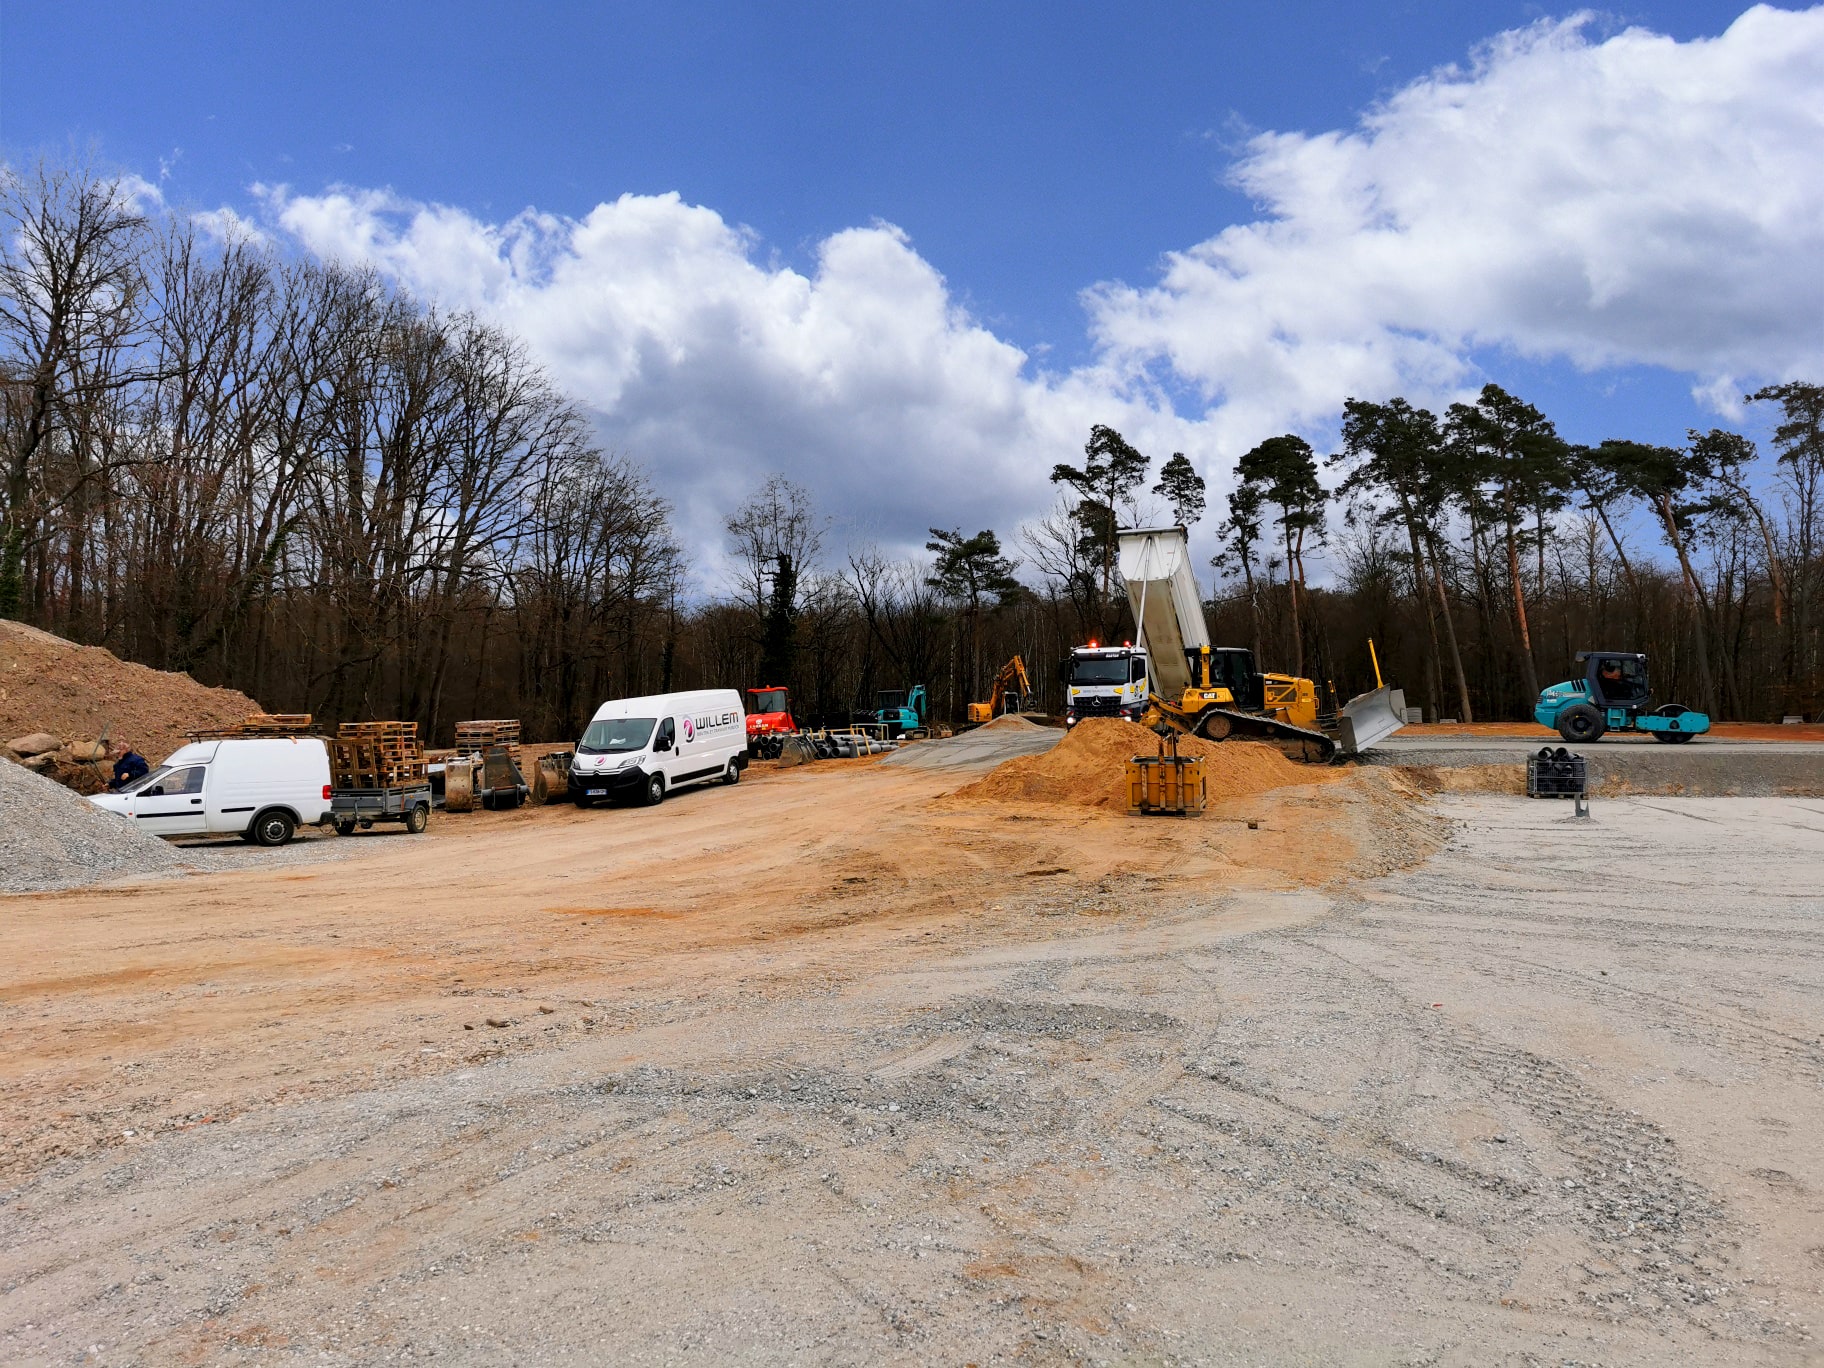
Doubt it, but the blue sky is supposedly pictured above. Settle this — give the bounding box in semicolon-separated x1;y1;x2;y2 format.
5;2;1822;574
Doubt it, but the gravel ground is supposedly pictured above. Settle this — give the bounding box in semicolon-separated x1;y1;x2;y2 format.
4;794;1820;1364
1367;735;1824;795
166;823;398;871
0;759;188;893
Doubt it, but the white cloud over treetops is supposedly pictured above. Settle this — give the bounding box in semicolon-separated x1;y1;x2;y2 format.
259;5;1824;583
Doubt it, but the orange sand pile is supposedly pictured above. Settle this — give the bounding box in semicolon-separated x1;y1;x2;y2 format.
955;716;1345;811
977;713;1048;732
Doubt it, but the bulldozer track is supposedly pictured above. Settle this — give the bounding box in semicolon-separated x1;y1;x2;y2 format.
1193;708;1337;763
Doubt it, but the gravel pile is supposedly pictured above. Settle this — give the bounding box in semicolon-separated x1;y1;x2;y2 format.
0;757;190;893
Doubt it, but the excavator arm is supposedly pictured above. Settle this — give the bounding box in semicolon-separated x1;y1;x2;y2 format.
969;655;1036;725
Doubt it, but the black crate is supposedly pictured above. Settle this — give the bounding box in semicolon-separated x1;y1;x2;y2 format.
1527;747;1587;799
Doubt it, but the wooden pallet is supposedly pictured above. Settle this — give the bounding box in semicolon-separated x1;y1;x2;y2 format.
453;718;522;762
330;721;426;790
239;712;314;732
188;713;318;742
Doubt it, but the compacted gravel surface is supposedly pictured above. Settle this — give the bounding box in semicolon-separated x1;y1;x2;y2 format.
2;786;1820;1365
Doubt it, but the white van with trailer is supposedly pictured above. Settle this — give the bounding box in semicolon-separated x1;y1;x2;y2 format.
88;736;332;845
570;689;747;807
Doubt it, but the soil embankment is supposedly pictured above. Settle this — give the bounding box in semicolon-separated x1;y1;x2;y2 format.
1;620;259;764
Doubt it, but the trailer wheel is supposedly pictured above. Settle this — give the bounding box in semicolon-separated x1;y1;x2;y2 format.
723;757;740;785
643;773;665;807
334;818;357;837
1557;704;1605;743
250;809;295;847
405;803;429;833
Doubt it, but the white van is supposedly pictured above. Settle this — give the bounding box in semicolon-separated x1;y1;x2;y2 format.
570;689;747;807
89;737;332;846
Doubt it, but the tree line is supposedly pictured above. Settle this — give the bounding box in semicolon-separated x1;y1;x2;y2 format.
3;158;1820;745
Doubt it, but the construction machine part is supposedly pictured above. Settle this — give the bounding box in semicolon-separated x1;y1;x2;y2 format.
1127;731;1207;816
443;761;476;812
1334;685;1407;755
1191;707;1336;763
480;749;527;809
1117;528;1209;698
1556;702;1607;743
530;753;571;805
777;734;818;766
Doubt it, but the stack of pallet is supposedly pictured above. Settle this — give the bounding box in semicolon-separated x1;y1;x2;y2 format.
186;713;316;743
453;719;521;762
236;713;314;735
329;721;427;791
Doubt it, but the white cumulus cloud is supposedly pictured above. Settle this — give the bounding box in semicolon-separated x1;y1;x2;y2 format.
253;4;1824;584
1088;4;1824;434
264;185;1202;575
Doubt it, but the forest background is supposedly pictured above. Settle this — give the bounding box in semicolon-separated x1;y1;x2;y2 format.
4;161;1820;741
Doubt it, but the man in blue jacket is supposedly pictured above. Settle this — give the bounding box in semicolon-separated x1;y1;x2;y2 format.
110;742;150;791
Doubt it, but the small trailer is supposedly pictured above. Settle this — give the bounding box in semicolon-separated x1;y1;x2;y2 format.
328;721;432;835
330;783;432;835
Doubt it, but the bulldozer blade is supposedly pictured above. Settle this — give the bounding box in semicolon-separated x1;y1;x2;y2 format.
1335;686;1406;755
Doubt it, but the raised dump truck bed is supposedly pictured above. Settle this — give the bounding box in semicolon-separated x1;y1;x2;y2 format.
1115;525;1405;759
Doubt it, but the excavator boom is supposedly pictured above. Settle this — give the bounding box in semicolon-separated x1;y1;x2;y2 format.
968;654;1037;725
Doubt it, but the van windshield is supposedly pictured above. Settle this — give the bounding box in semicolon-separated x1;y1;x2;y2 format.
579;718;656;754
119;765;173;795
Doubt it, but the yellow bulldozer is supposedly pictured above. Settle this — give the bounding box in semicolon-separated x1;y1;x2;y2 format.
967;655;1037;726
1117;526;1407;763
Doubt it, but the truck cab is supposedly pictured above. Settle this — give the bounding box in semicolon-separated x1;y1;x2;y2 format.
1064;644;1149;726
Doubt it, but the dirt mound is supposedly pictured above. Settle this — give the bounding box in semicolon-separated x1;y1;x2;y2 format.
955;716;1343;811
0;620;260;766
976;714;1047;732
0;756;189;893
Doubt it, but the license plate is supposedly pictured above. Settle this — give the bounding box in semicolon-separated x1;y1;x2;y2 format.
586;789;607;796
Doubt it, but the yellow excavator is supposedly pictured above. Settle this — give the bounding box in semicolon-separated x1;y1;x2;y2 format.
967;655;1037;726
1118;526;1407;762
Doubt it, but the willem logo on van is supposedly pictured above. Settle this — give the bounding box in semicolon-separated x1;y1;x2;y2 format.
681;717;696;742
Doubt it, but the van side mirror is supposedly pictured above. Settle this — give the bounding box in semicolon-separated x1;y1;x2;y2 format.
654;736;671;752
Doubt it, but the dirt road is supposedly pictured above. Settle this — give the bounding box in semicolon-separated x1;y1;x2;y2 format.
2;749;1820;1364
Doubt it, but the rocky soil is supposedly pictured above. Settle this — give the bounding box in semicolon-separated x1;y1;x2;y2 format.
0;620;259;769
